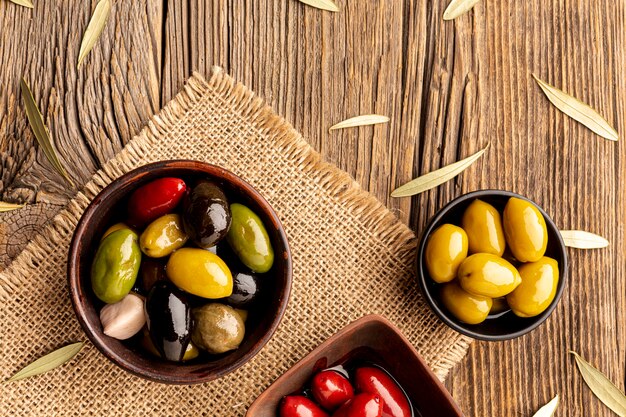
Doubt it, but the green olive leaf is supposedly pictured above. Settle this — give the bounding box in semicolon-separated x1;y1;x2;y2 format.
297;0;339;12
560;230;609;249
391;145;488;198
443;0;481;20
532;395;559;417
533;75;618;141
77;0;112;68
20;78;75;187
0;202;25;212
6;342;84;383
570;351;626;416
7;0;34;8
330;114;390;131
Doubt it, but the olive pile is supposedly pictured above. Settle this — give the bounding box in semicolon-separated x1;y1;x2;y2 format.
90;176;274;362
425;197;559;324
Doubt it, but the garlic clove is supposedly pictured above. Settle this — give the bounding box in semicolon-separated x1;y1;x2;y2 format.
99;293;146;340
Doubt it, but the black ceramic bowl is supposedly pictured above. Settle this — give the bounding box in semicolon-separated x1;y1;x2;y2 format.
417;190;567;341
68;160;292;384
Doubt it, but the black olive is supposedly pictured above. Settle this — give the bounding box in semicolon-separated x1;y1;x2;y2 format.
132;258;167;295
182;180;231;248
223;270;261;308
145;281;191;362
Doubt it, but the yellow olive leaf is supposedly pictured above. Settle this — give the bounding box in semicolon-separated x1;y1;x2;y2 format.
443;0;481;20
533;75;618;141
297;0;339;12
560;230;609;249
391;145;488;198
571;351;626;416
330;115;390;131
77;0;112;68
0;202;25;212
532;395;559;417
6;342;84;382
8;0;34;8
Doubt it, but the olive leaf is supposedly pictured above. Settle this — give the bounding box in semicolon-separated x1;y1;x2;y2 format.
77;0;112;68
8;0;34;8
0;201;25;212
570;351;626;416
330;115;390;131
391;145;488;198
297;0;339;12
443;0;481;20
560;230;609;249
6;342;84;382
533;75;618;141
532;395;559;417
20;78;75;187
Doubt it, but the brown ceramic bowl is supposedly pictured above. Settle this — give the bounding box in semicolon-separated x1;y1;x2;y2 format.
247;315;464;417
417;189;567;341
68;160;292;384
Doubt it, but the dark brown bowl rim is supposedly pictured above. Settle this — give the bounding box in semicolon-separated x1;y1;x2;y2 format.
246;314;464;416
68;160;293;384
416;189;568;342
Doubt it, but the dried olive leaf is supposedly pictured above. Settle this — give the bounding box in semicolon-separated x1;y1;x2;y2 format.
391;145;488;198
0;202;25;212
8;0;34;8
443;0;480;20
560;230;609;249
297;0;339;12
570;351;626;416
6;342;84;382
532;395;559;417
330;114;390;131
77;0;112;68
20;78;75;187
533;75;618;141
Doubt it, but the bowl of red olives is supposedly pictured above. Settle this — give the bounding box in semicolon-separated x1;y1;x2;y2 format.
247;315;464;417
417;190;567;341
68;160;292;384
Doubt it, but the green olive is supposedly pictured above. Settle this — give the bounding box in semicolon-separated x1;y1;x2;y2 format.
191;303;245;354
166;248;233;298
91;229;141;304
226;203;274;273
461;199;506;256
457;253;522;298
425;224;468;283
503;197;548;262
441;282;492;324
139;214;188;258
506;257;559;317
101;222;134;240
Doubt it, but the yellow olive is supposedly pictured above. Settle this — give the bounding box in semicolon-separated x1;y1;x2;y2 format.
166;248;233;298
441;282;492;324
425;224;469;283
102;223;134;240
503;197;548;262
457;253;522;298
490;297;510;315
141;328;200;361
462;199;506;256
140;214;188;258
506;257;559;317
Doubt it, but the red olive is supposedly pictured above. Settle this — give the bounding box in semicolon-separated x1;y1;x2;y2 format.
127;177;187;228
279;395;329;417
332;393;382;417
354;367;411;417
311;370;354;411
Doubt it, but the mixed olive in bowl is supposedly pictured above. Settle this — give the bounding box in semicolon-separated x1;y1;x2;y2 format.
417;190;567;341
68;160;292;384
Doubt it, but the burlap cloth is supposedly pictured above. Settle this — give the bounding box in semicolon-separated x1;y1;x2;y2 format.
0;68;471;416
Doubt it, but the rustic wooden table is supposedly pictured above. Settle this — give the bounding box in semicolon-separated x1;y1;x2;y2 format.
0;0;624;415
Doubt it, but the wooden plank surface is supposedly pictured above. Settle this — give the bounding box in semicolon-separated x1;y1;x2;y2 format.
0;0;624;415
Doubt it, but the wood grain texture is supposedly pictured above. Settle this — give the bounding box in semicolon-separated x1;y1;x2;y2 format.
1;0;624;415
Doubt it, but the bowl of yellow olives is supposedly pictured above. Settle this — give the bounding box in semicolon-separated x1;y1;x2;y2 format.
417;190;567;341
68;160;292;383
